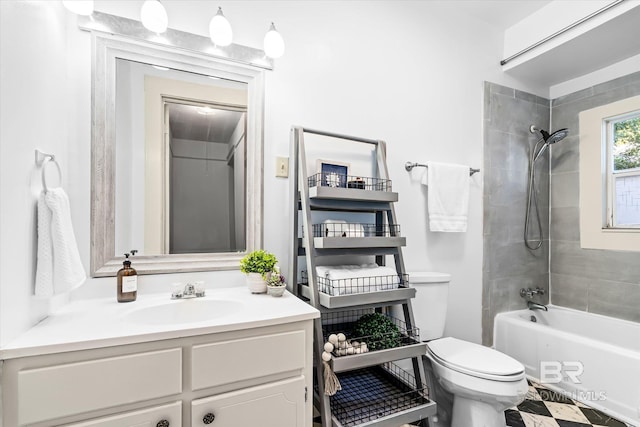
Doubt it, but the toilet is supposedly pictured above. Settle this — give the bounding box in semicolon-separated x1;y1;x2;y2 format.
410;272;528;427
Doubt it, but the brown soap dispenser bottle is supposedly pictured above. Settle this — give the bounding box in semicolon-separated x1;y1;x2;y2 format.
117;250;138;303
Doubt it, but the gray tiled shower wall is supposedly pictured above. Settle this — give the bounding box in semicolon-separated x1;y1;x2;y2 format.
550;71;640;323
482;82;551;346
482;73;640;345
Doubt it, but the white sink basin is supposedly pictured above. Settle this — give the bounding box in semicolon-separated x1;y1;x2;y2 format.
123;299;243;325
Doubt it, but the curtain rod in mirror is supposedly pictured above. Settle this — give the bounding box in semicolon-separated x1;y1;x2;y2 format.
78;11;274;71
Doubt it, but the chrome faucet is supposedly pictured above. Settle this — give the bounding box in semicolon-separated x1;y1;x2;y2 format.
521;287;547;311
520;287;545;298
527;301;548;311
171;282;205;299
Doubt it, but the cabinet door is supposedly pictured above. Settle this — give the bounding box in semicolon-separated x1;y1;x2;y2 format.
60;401;181;426
191;376;305;427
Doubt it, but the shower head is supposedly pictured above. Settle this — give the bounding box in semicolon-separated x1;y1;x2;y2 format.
530;125;570;162
530;125;570;144
542;128;569;145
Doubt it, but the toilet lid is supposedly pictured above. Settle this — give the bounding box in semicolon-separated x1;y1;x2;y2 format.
428;337;525;381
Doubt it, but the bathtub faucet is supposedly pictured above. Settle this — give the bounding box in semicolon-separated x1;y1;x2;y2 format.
527;301;548;311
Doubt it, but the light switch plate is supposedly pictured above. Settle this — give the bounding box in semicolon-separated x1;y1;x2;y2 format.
276;156;289;178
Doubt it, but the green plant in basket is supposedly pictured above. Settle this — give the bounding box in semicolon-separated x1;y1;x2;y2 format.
353;313;401;351
240;250;277;279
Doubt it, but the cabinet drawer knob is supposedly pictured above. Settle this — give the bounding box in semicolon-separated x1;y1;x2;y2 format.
203;412;216;424
156;420;170;427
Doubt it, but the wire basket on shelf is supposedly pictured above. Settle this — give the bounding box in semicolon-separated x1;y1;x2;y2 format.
330;362;430;427
308;173;392;192
318;273;408;296
300;271;410;296
312;223;400;238
322;310;420;356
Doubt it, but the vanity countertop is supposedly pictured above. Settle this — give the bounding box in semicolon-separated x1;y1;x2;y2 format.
0;287;319;360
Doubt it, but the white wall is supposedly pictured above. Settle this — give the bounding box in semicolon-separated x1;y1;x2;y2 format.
0;0;548;347
0;1;74;346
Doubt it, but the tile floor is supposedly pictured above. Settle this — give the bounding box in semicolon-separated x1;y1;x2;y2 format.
313;379;631;427
505;379;629;427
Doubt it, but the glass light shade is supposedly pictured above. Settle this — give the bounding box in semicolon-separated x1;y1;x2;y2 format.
62;0;94;16
209;7;233;47
140;0;168;34
263;23;285;59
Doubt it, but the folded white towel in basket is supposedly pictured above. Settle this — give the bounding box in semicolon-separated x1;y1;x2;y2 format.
424;161;470;232
315;264;400;295
35;188;86;297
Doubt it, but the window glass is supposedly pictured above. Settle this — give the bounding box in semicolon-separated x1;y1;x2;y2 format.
608;113;640;228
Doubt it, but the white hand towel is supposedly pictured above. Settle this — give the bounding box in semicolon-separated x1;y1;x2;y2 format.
35;188;86;297
424;161;470;232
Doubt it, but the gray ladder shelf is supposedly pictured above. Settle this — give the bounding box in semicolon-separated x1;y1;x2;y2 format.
287;127;436;427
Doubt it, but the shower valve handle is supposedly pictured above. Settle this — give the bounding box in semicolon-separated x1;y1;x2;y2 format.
520;287;545;298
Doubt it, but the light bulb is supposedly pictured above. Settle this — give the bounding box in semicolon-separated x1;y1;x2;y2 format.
209;7;233;47
141;0;168;34
263;22;285;59
197;107;217;115
62;0;94;16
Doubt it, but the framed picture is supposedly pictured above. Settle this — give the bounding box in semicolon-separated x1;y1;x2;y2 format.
316;159;350;188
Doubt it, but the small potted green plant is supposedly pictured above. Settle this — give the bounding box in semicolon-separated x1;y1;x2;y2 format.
240;249;277;294
266;266;286;297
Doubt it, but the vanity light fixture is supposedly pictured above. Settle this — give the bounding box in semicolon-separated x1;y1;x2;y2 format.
62;0;94;16
263;22;285;59
209;7;233;47
73;7;283;63
140;0;168;34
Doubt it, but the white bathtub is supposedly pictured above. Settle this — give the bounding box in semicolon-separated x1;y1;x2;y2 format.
494;306;640;426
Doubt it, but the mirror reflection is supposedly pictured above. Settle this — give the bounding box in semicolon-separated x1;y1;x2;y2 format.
114;59;248;256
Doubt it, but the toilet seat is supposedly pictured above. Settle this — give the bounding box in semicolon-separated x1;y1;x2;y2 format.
427;337;525;382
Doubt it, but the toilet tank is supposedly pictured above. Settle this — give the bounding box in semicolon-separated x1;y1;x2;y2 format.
409;272;451;341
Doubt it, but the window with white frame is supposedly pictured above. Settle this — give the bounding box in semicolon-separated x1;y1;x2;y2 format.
579;95;640;252
605;112;640;228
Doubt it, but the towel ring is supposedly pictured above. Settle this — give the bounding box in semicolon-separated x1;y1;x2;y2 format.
36;150;62;193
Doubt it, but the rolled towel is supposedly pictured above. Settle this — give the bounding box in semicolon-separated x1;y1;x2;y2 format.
344;223;364;237
319;265;400;295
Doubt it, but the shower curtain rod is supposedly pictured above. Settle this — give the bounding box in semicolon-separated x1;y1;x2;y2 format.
500;0;624;66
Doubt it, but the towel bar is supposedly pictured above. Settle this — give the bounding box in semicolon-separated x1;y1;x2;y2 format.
404;161;480;176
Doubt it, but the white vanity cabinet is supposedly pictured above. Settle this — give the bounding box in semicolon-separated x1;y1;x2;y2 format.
0;319;314;427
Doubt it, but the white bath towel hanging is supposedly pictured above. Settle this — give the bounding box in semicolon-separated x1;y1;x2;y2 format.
423;161;470;232
35;188;86;297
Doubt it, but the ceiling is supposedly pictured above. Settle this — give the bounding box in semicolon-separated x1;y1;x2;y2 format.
502;4;640;89
461;0;553;30
168;103;245;144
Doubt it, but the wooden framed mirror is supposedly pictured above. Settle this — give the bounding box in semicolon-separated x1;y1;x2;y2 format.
86;19;265;277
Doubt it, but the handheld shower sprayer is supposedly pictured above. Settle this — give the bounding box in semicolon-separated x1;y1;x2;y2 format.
524;125;570;250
